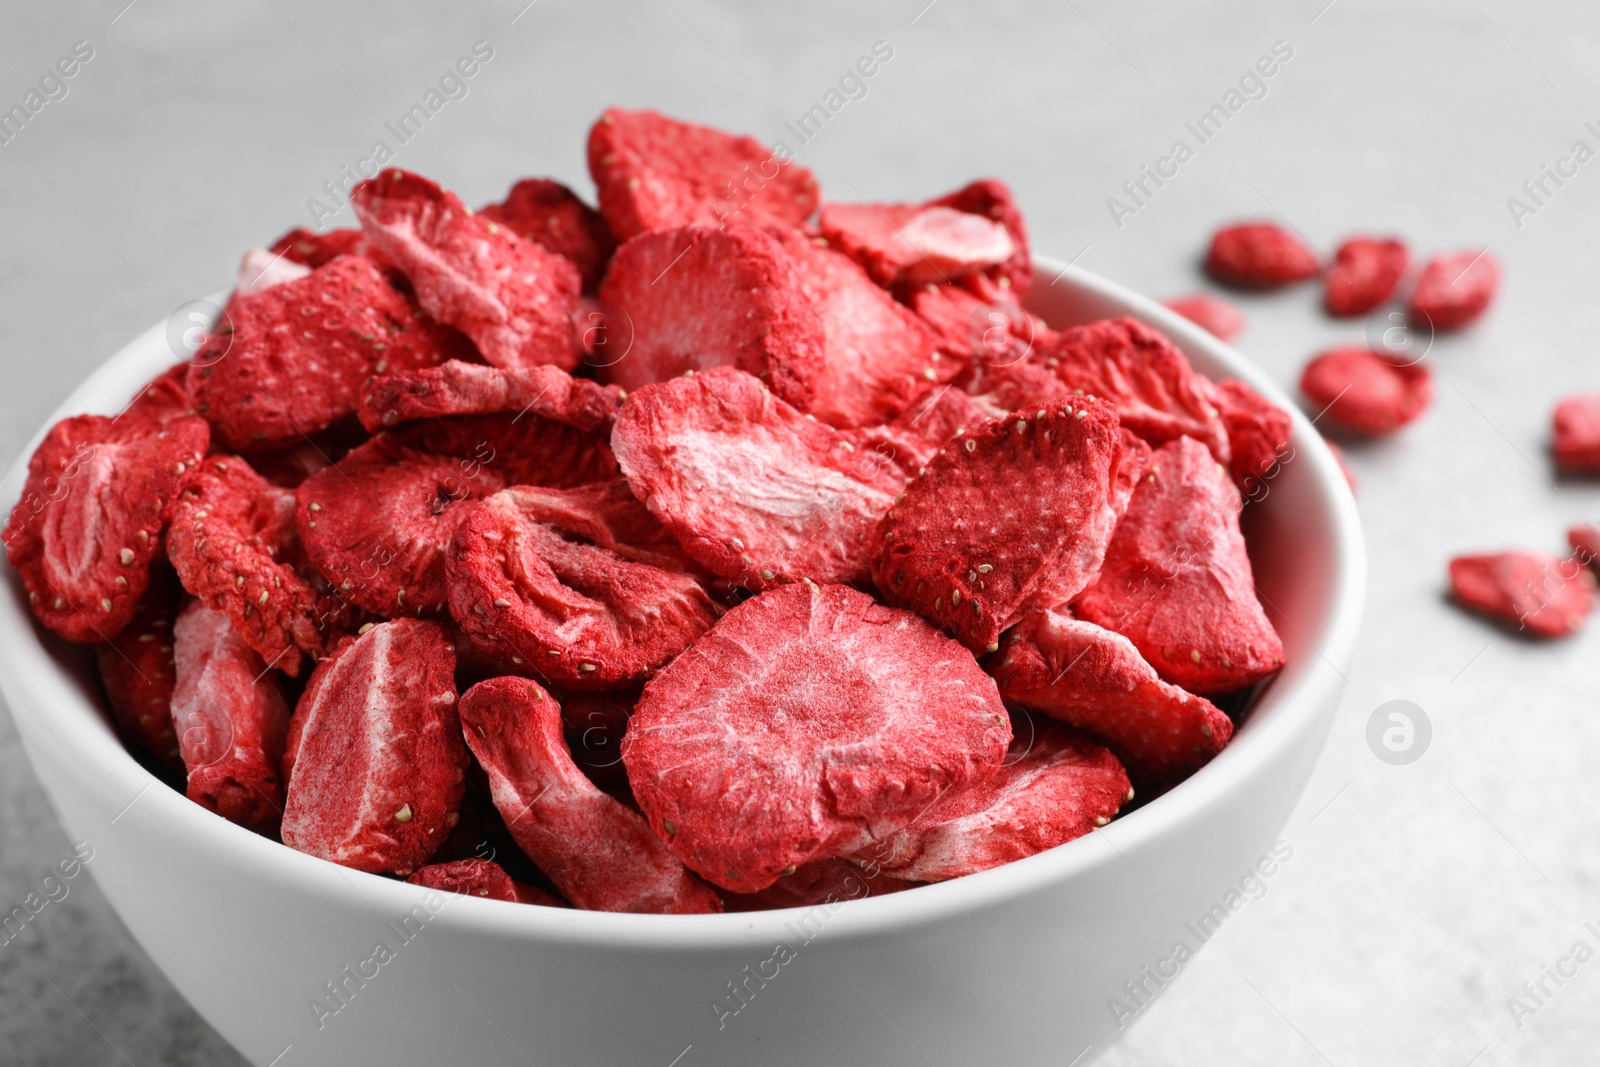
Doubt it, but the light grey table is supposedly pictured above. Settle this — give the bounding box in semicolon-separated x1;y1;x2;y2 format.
3;2;1598;1064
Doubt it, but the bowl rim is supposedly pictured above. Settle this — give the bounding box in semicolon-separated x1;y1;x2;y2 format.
0;255;1366;949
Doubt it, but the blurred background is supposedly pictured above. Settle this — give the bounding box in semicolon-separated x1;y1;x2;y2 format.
3;1;1599;1064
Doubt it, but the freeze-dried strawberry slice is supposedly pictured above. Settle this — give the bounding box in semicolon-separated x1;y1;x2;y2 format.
1205;222;1320;289
1300;347;1432;436
481;178;616;293
406;858;566;906
120;365;198;433
1552;393;1600;472
1408;249;1499;331
460;675;721;913
188;254;445;452
872;398;1121;653
722;858;918;912
447;482;718;690
298;414;615;619
1448;551;1594;639
281;618;466;874
167;455;349;677
857;718;1129;882
929;180;1033;295
1161;294;1244;341
767;227;940;428
586;107;819;241
1074;436;1285;693
959;359;1072;420
351;169;582;372
171;599;293;834
909;282;1052;374
611;367;901;590
4;414;208;644
270;227;372;268
622;583;1011;892
1324;236;1408;317
990;610;1234;784
358;360;621;434
1211;379;1293;496
844;385;989;482
96;561;183;773
1041;317;1230;463
597;225;824;409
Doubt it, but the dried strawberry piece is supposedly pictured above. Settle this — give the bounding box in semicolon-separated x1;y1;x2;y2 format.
351;169;582;372
857;718;1129;882
1449;551;1595;639
4;414;208;643
872;398;1122;653
460;675;721;913
991;611;1234;784
480;178;616;293
1161;294;1244;341
1551;393;1600;472
1205;222;1320;289
928;180;1033;295
120;365;198;433
1408;250;1499;331
358;360;621;434
1211;379;1293;496
406;858;566;906
399;413;618;489
622;583;1011;892
611;367;901;590
844;385;989;482
959;359;1072;420
767;227;940;429
188;254;445;452
908;282;1045;374
96;561;183;773
722;858;918;912
167;455;349;677
281;618;466;873
447;482;718;690
597;225;824;410
586;107;819;241
1324;236;1408;317
1074;436;1285;693
269;227;372;268
171;599;293;834
1040;317;1230;463
1299;347;1432;436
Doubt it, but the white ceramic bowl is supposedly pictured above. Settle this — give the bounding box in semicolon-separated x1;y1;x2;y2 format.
0;259;1363;1067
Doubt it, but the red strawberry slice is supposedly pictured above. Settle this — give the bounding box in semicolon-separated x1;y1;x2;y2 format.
480;178;616;293
1211;378;1293;496
96;560;183;773
459;675;721;913
1299;347;1432;436
1324;236;1408;317
844;384;989;481
269;227;372;268
621;583;1012;892
1408;249;1499;331
1449;551;1595;639
909;280;1051;370
358;360;621;434
1205;222;1320;289
1074;436;1285;693
281;618;466;874
351;169;582;372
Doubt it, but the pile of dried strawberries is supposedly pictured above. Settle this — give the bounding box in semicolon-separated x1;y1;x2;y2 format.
3;109;1298;912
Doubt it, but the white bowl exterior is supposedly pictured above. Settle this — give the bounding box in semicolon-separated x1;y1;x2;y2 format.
0;262;1364;1067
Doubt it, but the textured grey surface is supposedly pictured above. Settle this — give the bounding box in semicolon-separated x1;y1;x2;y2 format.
3;1;1599;1064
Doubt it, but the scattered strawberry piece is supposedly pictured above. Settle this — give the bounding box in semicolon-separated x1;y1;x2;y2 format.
1211;379;1293;497
460;675;721;912
1324;236;1408;317
610;367;901;590
358;360;622;434
480;178;616;292
1205;222;1320;289
351;169;582;372
269;227;372;268
172;599;293;834
96;561;183;773
187;254;445;452
1449;551;1594;638
446;482;719;689
1300;347;1432;436
1041;317;1231;463
722;858;918;912
586;108;819;241
991;610;1234;784
622;583;1011;892
1074;436;1285;693
1161;295;1244;341
406;857;567;906
857;718;1129;882
1552;393;1600;473
282;618;466;874
1570;526;1600;574
873;397;1122;653
1408;249;1499;330
596;224;824;410
3;413;208;643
